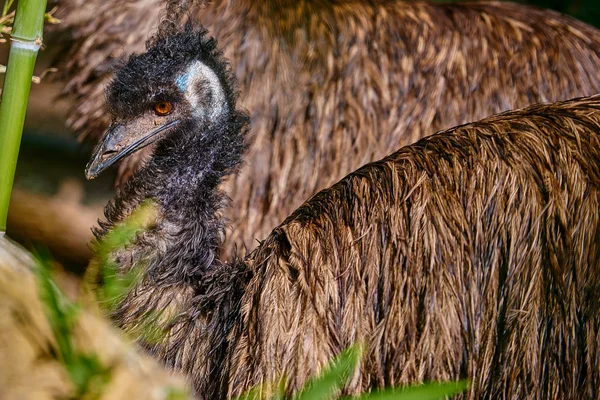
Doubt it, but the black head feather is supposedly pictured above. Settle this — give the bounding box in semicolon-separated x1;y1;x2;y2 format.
106;22;239;120
94;22;250;219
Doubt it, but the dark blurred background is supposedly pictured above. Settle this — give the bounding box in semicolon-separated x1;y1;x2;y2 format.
484;0;599;27
515;0;600;27
429;0;600;27
433;0;600;27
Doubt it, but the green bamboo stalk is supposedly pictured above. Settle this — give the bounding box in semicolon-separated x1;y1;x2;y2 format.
0;0;47;233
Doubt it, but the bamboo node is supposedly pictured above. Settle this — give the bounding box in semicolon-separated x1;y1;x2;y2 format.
10;37;41;51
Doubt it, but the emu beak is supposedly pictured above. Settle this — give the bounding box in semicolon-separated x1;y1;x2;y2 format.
85;120;180;180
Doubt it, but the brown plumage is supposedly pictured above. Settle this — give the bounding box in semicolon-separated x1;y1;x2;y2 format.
53;0;600;260
88;26;600;396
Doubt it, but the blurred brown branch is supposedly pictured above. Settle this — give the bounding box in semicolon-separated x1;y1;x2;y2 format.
0;235;193;399
7;178;104;269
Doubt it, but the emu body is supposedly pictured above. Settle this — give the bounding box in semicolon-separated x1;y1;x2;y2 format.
57;0;600;259
89;26;600;399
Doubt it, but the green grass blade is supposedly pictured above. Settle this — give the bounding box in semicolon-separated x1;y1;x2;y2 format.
34;250;112;397
89;200;157;313
349;381;469;400
295;344;364;400
34;251;79;366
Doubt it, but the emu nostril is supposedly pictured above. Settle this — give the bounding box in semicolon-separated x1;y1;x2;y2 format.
101;150;118;161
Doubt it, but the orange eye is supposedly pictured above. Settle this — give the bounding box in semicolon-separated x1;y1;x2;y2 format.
154;101;173;116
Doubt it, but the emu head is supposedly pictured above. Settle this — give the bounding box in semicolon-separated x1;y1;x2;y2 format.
85;25;239;180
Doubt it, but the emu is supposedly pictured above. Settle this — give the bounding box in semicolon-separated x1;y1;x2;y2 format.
87;24;600;399
55;0;600;260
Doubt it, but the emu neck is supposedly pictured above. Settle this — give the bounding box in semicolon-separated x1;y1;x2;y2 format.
96;121;251;397
99;124;240;285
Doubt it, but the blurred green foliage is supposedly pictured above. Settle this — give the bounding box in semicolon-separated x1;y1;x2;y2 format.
89;199;156;313
234;343;468;400
36;250;112;399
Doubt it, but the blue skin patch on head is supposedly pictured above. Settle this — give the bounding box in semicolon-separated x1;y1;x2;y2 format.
175;72;189;92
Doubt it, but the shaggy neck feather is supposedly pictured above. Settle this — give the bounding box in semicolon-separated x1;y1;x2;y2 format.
97;113;246;285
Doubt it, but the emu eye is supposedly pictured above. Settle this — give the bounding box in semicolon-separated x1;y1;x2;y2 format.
154;101;173;116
